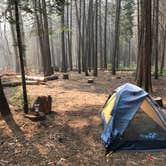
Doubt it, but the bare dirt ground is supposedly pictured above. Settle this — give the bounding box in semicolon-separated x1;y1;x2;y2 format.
0;71;166;165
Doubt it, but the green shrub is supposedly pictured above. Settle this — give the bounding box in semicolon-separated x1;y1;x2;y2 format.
9;87;32;110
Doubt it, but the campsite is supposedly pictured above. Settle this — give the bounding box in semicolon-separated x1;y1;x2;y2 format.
0;71;166;165
0;0;166;165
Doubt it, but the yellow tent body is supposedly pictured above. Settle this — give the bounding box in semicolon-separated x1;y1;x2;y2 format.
103;93;116;123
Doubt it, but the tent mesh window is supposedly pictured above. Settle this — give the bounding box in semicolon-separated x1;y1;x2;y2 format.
121;109;166;141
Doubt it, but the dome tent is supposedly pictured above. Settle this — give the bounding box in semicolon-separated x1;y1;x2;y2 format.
101;83;166;153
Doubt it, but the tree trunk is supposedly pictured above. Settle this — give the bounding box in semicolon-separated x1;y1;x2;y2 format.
136;0;140;80
49;1;56;69
153;0;159;79
160;24;166;75
75;0;82;73
99;0;103;68
0;78;11;116
86;0;93;74
68;0;73;71
61;2;67;73
33;0;53;76
19;12;27;68
88;0;94;72
82;0;89;76
136;0;152;92
41;0;53;76
14;0;29;113
33;0;44;73
112;0;121;75
104;0;108;69
128;39;131;67
93;0;98;77
8;0;20;73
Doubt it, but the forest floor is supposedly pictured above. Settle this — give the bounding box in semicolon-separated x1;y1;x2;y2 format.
0;71;166;165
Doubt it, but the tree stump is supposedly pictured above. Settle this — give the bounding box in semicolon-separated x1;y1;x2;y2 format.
63;73;69;80
33;96;52;114
116;76;121;79
88;79;94;83
154;97;163;107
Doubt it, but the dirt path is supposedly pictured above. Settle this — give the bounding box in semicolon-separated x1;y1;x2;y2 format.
0;71;166;165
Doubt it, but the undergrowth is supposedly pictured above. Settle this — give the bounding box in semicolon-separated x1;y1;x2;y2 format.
9;87;32;110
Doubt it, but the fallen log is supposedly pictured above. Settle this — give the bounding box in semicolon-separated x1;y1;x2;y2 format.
0;73;17;77
17;75;45;81
16;74;59;82
2;80;45;87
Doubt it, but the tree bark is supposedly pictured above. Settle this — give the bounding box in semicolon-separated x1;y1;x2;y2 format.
33;0;53;76
99;0;103;68
41;0;53;76
61;2;67;73
8;0;20;73
112;0;121;75
136;0;152;92
153;0;159;79
68;0;73;71
93;0;98;77
14;0;29;113
0;78;11;116
160;24;166;75
75;0;82;73
104;0;108;69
